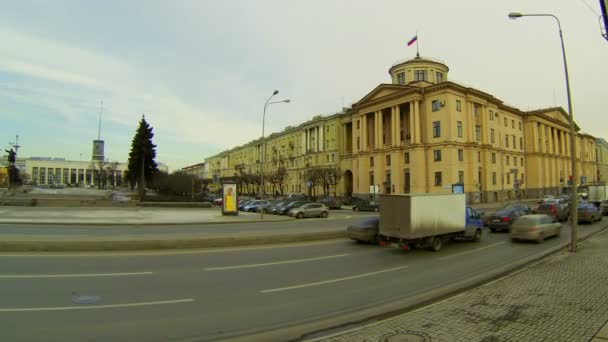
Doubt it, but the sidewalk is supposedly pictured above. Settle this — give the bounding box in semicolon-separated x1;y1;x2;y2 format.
313;229;608;342
0;206;291;225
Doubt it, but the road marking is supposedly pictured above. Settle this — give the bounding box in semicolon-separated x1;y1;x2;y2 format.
0;272;153;278
204;254;349;271
260;265;408;293
0;298;194;312
438;242;506;261
0;239;345;257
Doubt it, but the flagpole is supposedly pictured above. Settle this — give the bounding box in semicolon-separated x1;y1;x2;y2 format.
416;30;420;57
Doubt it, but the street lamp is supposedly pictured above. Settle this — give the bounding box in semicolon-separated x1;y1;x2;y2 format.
260;90;291;220
508;12;579;252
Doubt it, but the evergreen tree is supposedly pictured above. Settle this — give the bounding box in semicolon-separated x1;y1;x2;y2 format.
127;115;158;196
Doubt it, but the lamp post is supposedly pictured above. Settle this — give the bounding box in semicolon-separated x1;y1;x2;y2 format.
508;12;579;252
260;90;290;220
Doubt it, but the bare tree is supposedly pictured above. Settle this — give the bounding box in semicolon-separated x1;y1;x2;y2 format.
269;166;289;196
319;166;343;197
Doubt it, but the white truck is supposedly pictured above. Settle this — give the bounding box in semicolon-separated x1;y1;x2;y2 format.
378;193;484;252
588;184;608;207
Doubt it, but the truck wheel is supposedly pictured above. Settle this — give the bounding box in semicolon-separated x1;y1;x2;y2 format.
430;237;442;252
473;229;482;242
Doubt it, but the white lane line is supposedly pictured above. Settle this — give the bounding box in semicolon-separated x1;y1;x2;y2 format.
204;254;349;271
260;265;408;293
0;298;194;312
0;272;153;278
438;242;506;261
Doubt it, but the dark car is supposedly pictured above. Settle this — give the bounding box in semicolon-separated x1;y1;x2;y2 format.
351;198;379;212
481;204;531;227
277;201;311;215
319;197;343;209
347;217;379;243
271;201;292;215
238;200;254;211
262;201;285;214
536;202;569;222
488;207;527;232
577;203;602;224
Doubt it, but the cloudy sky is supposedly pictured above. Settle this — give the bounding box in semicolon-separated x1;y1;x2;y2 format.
1;0;607;170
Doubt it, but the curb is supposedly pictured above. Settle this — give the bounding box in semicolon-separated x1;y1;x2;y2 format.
218;223;608;342
0;230;348;252
0;216;295;226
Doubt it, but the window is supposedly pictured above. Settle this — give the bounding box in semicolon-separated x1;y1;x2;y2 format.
386;155;391;166
521;173;524;183
434;150;442;161
492;153;496;164
521;158;524;166
385;171;391;188
490;129;495;143
456;100;462;112
520;137;523;150
458;149;464;161
397;72;405;84
433;121;441;138
357;137;360;150
507;173;510;184
415;70;427;81
518;122;522;130
404;152;410;164
458;171;464;184
331;154;335;163
436;72;443;83
492;172;497;185
489;110;494;120
505;135;509;147
357;120;360;129
504;118;508;127
512;135;516;148
512;120;515;128
326;154;329;163
434;172;442;186
478;151;481;162
506;156;510;165
369;172;374;186
432;100;441;111
514;157;517;166
457;121;463;138
475;125;481;141
370;157;374;167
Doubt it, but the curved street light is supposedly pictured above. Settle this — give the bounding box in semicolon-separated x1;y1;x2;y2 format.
260;90;291;220
508;11;579;252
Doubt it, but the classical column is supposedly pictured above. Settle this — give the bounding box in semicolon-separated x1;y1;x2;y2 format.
414;101;421;144
361;114;367;150
409;102;415;143
319;125;324;152
539;124;546;153
393;105;401;146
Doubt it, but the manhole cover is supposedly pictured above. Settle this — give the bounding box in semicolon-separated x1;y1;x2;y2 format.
71;293;101;305
385;332;428;342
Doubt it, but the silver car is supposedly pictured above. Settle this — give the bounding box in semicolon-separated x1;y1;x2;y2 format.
510;214;561;243
288;203;329;219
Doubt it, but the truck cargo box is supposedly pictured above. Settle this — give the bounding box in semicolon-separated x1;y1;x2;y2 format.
379;193;467;240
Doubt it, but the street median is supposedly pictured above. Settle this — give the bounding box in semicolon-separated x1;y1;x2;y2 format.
0;230;348;252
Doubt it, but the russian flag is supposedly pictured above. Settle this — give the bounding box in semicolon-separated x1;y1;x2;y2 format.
407;35;417;46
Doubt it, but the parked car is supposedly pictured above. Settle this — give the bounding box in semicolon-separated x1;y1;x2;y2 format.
488;207;527;232
347;217;379;243
577;203;602;224
238;200;254;211
262;201;286;214
288;203;329;218
247;200;270;213
536;202;569;222
510;214;561;243
351;198;379;212
213;197;223;206
482;204;532;227
277;201;310;215
319;197;343;209
538;195;555;204
600;199;608;216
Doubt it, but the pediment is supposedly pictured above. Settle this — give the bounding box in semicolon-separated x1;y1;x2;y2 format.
354;84;408;107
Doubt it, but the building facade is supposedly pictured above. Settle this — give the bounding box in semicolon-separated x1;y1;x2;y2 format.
194;55;598;203
596;138;608;183
22;158;129;188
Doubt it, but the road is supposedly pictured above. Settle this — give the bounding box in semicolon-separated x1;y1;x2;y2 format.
0;217;605;341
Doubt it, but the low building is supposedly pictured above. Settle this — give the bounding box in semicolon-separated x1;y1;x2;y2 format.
22;157;128;188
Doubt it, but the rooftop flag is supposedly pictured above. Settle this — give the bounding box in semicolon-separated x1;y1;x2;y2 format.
407;35;418;46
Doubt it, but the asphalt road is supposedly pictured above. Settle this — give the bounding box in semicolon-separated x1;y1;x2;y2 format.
0;210;375;237
0;219;605;342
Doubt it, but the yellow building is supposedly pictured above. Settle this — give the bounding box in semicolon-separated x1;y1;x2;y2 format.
204;113;344;197
596;138;608;183
198;55;598;203
344;56;596;203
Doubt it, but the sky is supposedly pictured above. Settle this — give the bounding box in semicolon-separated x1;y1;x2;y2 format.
1;0;607;171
